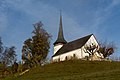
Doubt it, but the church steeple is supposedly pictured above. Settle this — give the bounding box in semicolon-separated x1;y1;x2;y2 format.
54;13;67;45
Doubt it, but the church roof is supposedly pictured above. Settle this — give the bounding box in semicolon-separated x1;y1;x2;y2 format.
52;34;93;57
53;13;67;45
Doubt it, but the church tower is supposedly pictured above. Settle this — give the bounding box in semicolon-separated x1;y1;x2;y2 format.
53;13;67;54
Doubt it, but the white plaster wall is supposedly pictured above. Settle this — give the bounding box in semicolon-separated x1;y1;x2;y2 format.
52;56;60;62
81;47;89;58
54;44;63;54
53;48;86;62
83;35;103;58
59;49;81;61
85;35;99;47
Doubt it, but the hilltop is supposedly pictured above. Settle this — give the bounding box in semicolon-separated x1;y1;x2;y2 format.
4;60;120;80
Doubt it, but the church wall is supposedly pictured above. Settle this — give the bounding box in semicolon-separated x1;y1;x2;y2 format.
54;44;63;54
52;35;103;62
59;48;81;61
53;48;88;62
82;35;103;58
85;35;99;47
81;47;89;58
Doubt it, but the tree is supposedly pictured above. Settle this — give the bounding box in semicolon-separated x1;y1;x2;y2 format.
84;43;99;56
84;41;116;60
0;37;17;77
22;21;51;67
2;46;17;67
0;37;17;67
12;62;18;73
0;37;3;62
22;38;33;68
98;41;116;58
17;61;23;72
0;37;3;54
84;43;100;60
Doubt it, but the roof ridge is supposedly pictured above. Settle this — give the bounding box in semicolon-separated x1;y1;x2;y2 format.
67;34;93;44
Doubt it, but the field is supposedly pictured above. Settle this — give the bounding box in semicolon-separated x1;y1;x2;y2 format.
4;60;120;80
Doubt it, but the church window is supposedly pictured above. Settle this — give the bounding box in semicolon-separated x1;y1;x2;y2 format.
73;54;76;58
58;58;60;62
73;54;77;59
92;43;94;45
65;56;68;61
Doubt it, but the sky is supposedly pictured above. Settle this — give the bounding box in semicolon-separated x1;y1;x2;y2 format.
0;0;120;61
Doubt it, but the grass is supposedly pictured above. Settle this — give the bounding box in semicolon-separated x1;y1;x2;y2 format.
3;60;120;80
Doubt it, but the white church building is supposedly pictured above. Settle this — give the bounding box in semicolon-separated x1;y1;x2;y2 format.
52;15;103;62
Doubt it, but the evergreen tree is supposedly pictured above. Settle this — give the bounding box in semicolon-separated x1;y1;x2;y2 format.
22;21;51;67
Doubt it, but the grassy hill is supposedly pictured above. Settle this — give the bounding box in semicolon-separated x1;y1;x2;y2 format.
4;60;120;80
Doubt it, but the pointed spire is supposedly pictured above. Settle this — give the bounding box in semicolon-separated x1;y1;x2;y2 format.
54;12;67;45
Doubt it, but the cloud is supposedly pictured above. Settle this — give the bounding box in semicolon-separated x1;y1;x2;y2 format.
90;0;120;35
105;0;120;11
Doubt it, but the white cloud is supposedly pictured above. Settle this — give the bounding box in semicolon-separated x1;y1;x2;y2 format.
90;0;120;34
105;0;120;11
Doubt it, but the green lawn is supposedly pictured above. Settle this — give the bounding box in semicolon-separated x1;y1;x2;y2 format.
4;60;120;80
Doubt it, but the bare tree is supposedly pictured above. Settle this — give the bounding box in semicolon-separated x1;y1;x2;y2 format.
98;41;116;58
84;41;116;60
84;43;99;56
0;37;17;67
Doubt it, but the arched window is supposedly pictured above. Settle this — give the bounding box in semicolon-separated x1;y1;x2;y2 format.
73;54;76;58
58;58;60;62
65;56;67;61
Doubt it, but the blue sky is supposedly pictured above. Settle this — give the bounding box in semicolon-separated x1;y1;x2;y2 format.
0;0;120;61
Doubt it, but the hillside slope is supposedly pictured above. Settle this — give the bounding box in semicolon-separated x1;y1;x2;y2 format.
4;60;120;80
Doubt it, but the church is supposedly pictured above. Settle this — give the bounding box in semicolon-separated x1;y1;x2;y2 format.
52;14;103;62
